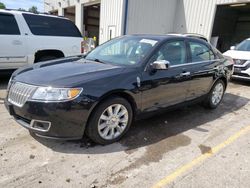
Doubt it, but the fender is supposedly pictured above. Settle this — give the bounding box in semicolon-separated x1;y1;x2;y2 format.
85;89;140;122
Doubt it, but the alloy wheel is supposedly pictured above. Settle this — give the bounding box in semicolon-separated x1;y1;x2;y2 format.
97;104;129;140
211;82;224;106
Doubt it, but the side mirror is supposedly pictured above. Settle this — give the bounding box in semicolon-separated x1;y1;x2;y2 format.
151;60;170;70
230;46;236;50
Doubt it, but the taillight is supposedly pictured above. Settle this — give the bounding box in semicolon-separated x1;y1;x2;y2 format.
81;41;84;54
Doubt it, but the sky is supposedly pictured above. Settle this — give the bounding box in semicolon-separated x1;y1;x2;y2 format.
1;0;44;12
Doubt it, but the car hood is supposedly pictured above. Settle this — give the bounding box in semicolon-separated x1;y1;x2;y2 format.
12;57;125;87
223;50;250;60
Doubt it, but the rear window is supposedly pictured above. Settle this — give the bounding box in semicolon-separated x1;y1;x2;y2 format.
22;13;82;37
0;14;20;35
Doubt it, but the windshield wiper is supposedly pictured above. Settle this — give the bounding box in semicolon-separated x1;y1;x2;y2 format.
88;58;106;64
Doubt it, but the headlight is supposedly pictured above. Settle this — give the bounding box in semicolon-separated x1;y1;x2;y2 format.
30;87;83;102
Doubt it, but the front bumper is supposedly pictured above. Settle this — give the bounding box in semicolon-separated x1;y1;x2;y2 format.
4;97;92;140
232;61;250;81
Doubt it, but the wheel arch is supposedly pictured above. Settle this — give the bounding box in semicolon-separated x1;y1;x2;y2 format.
219;76;228;89
34;49;65;63
215;76;228;89
84;90;139;133
209;76;228;92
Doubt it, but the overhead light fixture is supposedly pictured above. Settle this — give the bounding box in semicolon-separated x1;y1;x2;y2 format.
230;3;247;7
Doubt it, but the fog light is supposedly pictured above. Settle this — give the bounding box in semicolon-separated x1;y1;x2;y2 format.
30;120;51;132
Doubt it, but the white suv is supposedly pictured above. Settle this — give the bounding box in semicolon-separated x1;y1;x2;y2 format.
0;10;83;70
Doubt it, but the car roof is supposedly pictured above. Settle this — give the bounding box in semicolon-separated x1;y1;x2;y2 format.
126;34;208;44
127;34;176;40
168;33;208;41
0;9;68;20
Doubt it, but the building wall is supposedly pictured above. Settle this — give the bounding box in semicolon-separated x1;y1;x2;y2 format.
99;0;125;44
44;0;250;43
126;0;177;35
174;0;250;40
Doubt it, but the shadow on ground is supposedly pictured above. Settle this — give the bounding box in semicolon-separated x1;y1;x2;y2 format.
32;92;249;154
0;76;10;89
0;75;11;100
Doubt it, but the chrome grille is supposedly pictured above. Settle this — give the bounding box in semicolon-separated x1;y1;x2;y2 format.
8;82;37;107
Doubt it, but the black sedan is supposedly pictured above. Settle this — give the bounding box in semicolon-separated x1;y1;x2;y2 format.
5;35;234;144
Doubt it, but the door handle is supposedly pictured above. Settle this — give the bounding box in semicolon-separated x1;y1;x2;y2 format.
180;72;191;77
12;40;22;45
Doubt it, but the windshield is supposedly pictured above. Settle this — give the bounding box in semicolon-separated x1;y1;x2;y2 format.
85;36;159;66
235;39;250;51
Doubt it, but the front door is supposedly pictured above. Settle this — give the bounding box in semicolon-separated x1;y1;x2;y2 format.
140;40;192;112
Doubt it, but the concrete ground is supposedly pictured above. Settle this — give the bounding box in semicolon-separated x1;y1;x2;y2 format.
0;76;250;188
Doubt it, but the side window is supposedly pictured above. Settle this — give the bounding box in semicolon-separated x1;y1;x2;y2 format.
189;42;215;62
151;41;186;66
0;14;20;35
22;14;82;37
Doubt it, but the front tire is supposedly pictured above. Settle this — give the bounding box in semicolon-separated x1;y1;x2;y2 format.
203;79;225;109
86;96;133;145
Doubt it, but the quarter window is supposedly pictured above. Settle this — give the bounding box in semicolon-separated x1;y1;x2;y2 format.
151;41;186;66
0;14;20;35
189;42;215;62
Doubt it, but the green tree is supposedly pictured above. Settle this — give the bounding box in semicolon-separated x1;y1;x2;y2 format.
0;2;6;9
28;6;38;13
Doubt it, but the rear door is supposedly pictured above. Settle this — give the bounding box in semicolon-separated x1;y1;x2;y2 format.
0;13;27;70
140;39;192;112
185;39;220;100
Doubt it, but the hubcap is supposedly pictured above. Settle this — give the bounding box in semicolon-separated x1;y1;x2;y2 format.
98;104;129;140
211;83;224;106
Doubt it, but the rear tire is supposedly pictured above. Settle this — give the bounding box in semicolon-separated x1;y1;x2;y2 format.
203;79;225;109
85;96;133;145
